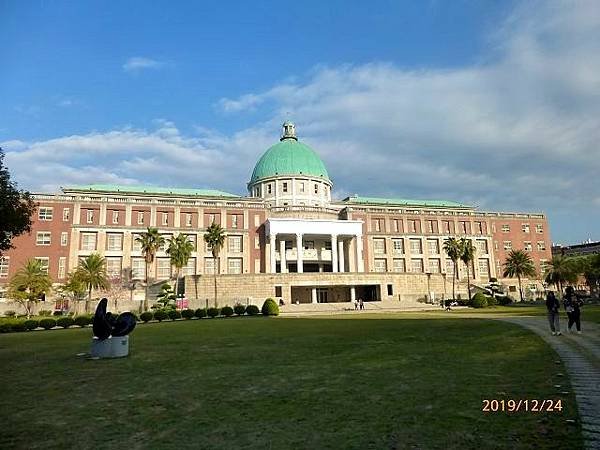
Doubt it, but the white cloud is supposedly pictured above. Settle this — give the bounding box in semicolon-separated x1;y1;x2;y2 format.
122;57;164;73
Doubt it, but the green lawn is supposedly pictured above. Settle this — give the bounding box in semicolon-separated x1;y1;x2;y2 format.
0;317;582;449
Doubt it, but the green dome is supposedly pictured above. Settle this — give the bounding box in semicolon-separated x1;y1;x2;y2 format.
250;138;330;184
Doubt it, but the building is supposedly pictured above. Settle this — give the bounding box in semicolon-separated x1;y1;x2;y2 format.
552;240;600;257
0;122;552;311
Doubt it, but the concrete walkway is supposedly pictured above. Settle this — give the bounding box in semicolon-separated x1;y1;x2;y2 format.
499;317;600;450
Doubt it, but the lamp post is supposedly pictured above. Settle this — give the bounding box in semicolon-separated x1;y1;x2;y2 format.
442;272;447;309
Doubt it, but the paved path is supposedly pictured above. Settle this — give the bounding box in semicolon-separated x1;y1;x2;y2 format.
499;317;600;449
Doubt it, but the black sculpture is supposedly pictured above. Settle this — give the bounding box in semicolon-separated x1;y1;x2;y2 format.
93;298;136;340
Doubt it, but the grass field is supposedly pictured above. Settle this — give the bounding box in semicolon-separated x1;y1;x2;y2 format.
0;315;583;449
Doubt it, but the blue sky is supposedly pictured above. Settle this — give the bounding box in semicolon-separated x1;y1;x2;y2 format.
1;0;599;244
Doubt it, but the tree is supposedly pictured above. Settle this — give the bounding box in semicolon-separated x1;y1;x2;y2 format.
204;222;225;308
101;276;130;312
76;253;109;313
166;233;194;296
459;238;476;302
503;250;536;302
543;255;578;296
58;270;88;315
0;148;37;254
136;227;165;311
443;237;462;300
7;259;52;318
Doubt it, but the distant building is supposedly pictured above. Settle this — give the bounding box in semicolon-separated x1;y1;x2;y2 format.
552;240;600;257
0;122;553;310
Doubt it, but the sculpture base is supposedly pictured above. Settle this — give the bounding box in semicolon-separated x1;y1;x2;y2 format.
90;336;129;358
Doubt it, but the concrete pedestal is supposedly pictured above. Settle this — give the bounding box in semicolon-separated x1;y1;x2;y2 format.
91;335;129;358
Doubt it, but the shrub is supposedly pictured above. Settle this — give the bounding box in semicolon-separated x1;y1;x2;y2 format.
486;295;498;307
233;304;246;316
471;293;488;309
24;319;39;331
153;310;168;322
38;310;52;317
221;306;234;317
168;310;181;320
261;298;279;316
11;321;27;332
498;295;513;305
207;307;220;318
181;309;195;319
74;316;91;327
57;317;75;329
194;308;207;319
39;318;57;330
246;304;260;316
140;312;154;323
0;323;12;333
4;310;16;318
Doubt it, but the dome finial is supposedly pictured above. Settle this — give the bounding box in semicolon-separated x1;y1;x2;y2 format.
280;120;297;141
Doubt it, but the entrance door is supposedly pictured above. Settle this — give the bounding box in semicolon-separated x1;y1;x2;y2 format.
317;288;328;303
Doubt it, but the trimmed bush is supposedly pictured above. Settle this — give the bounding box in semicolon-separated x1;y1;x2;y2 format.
53;310;64;316
194;308;207;319
4;310;16;318
0;323;12;333
11;321;27;332
57;317;74;329
498;295;513;305
38;310;52;317
168;310;181;320
207;307;220;318
471;293;488;309
181;309;195;320
486;295;498;307
221;306;234;317
39;318;57;330
246;304;260;316
74;316;91;327
153;310;168;322
24;319;39;331
261;298;279;316
233;304;246;316
140;312;154;323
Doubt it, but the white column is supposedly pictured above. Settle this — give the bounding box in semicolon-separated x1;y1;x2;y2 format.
356;234;364;272
270;234;277;274
331;234;338;273
311;288;317;304
296;233;303;273
280;239;287;273
350;286;356;302
338;239;345;273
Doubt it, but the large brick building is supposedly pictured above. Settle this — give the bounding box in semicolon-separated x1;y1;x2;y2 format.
0;122;552;310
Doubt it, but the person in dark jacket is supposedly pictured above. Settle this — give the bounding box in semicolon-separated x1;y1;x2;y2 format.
545;291;561;336
563;286;583;334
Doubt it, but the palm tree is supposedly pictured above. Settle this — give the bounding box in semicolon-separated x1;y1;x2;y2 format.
443;237;462;300
460;238;476;302
59;270;88;315
7;259;53;318
503;249;536;302
167;233;195;296
204;222;225;308
76;253;109;313
544;255;578;296
136;227;165;311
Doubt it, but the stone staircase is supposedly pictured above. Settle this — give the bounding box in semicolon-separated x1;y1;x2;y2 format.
279;300;441;316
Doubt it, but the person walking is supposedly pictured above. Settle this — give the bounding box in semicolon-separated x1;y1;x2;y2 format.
359;298;364;310
545;291;561;336
354;299;358;310
563;286;583;334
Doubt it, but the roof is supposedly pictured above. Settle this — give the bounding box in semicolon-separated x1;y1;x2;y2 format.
340;195;472;209
62;184;239;198
249;138;330;184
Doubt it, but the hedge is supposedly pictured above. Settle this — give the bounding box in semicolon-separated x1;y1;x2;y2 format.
153;310;169;322
246;305;260;316
39;318;57;330
56;317;75;329
207;307;220;318
74;316;91;327
471;293;488;308
181;309;195;319
221;306;234;317
24;319;39;331
261;298;279;316
194;308;207;319
168;310;182;320
234;304;246;316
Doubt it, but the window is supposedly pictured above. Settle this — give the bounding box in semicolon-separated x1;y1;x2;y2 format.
393;219;400;233
299;182;305;193
86;209;94;224
537;241;546;251
106;233;123;251
0;257;9;278
314;184;319;194
36;232;51;246
267;184;272;194
228;235;242;253
373;259;387;272
131;258;145;279
81;233;97;251
275;286;283;297
137;212;144;225
204;257;215;274
478;259;490;278
161;212;168;226
185;213;193;227
304;240;315;250
38;207;53;221
105;257;122;277
409;239;422;254
427;220;436;233
393;258;405;272
159;235;172;252
228;258;242;274
61;232;68;247
62;208;70;222
442;221;451;234
254;236;260;249
231;215;238;228
157;258;171;279
373;218;382;232
536;224;544;233
112;210;120;224
373;238;386;254
501;224;510;233
254;214;260;227
387;284;393;296
429;259;441;273
475;221;484;234
503;241;512;250
459;221;468;234
282;182;288;193
540;259;548;275
35;257;49;274
132;234;142;251
208;214;215;224
324;241;332;251
392;239;404;254
476;239;488;254
186;234;197;251
427;239;439;255
411;258;423;273
522;223;530;233
57;257;66;279
183;257;196;276
205;241;213;253
524;241;532;251
445;259;454;275
408;219;417;233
